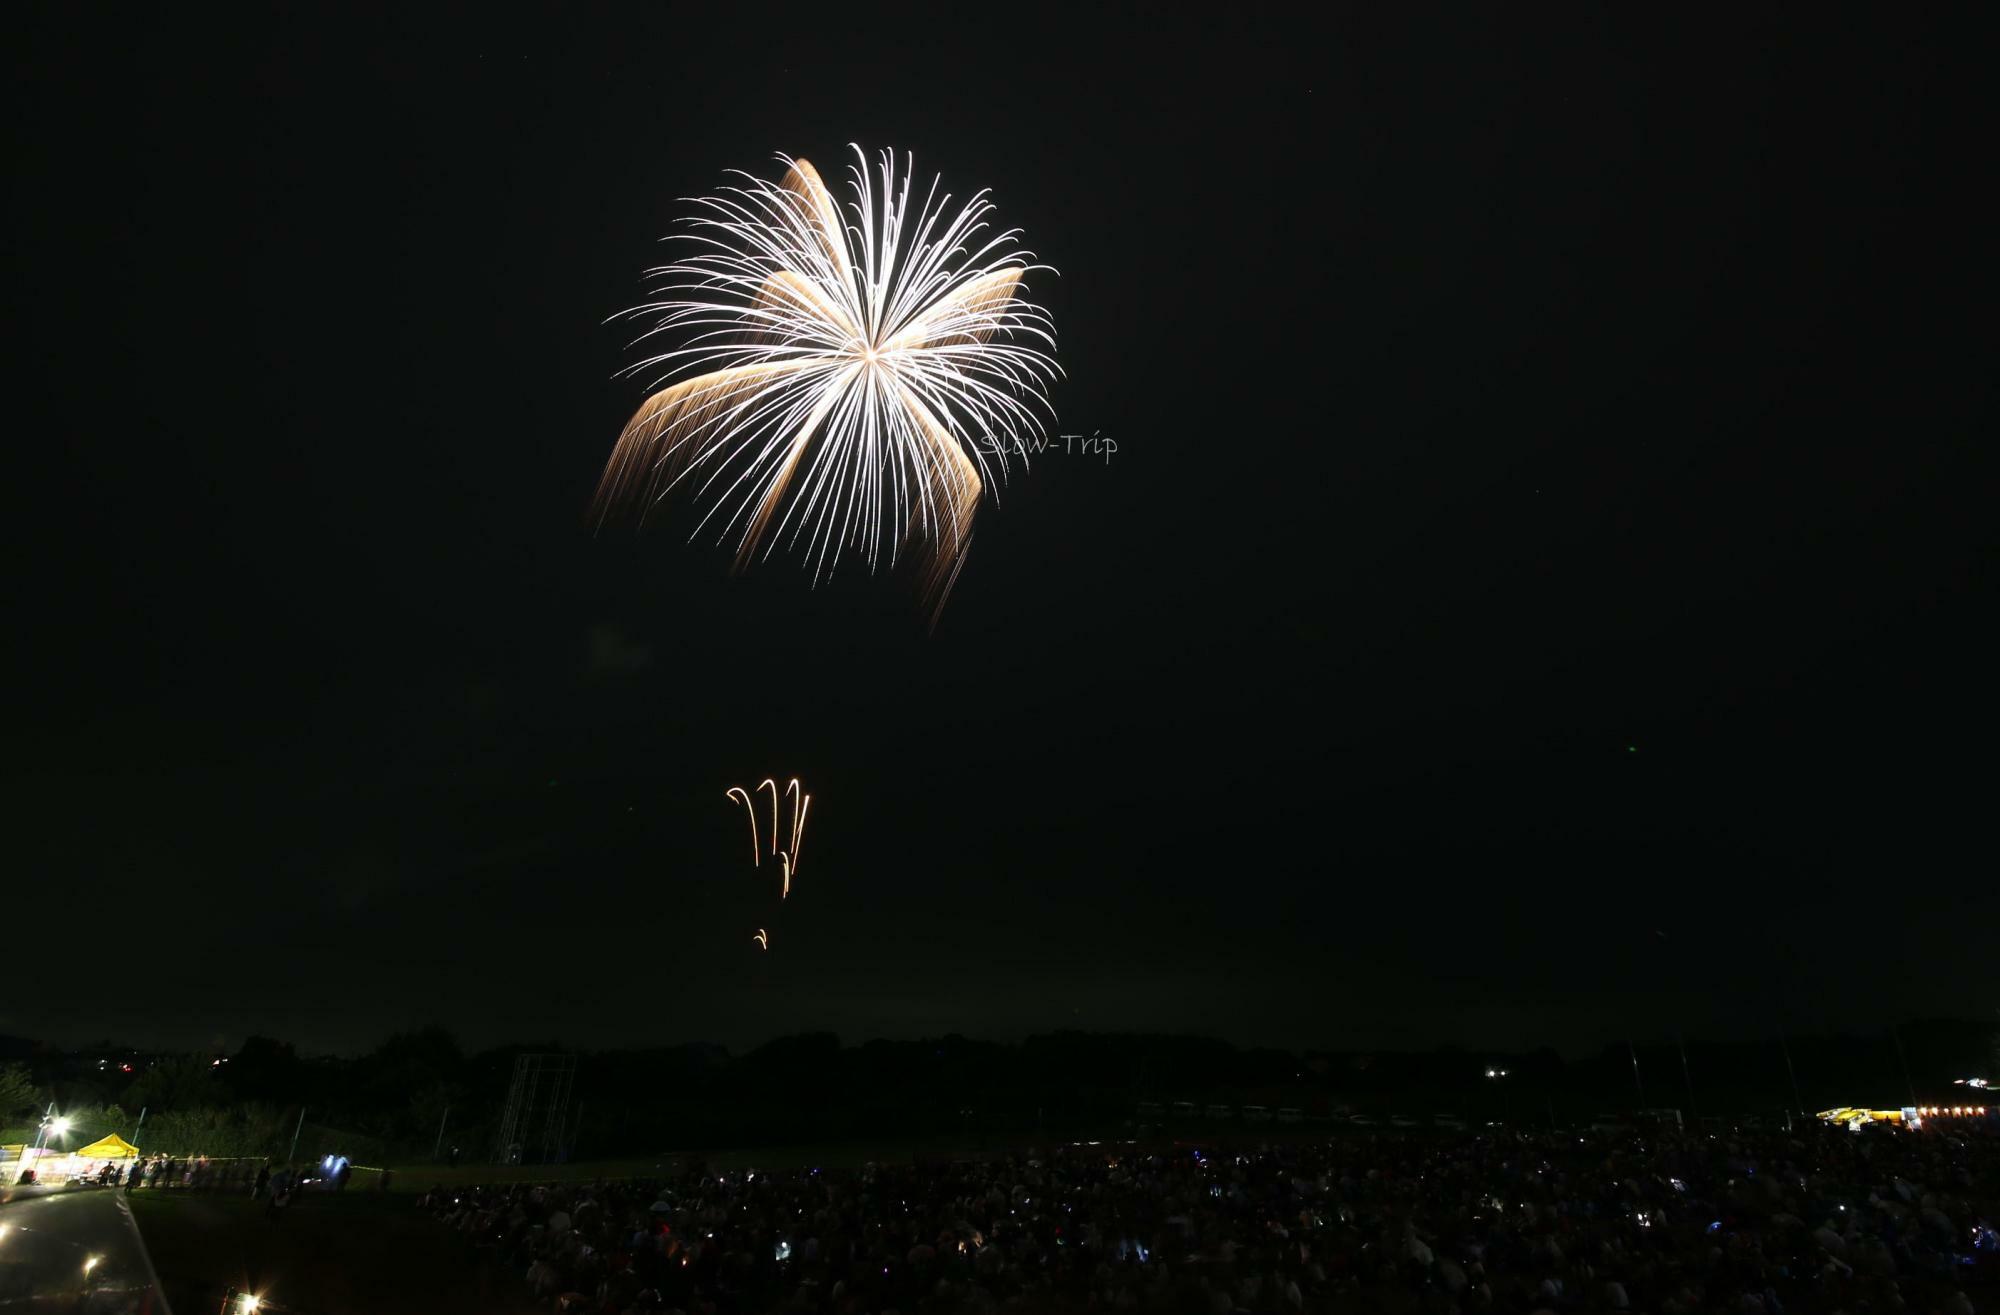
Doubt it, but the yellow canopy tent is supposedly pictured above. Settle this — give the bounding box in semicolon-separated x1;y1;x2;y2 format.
72;1133;141;1159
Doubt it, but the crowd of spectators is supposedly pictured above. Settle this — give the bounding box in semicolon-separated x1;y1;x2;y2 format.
421;1121;2000;1314
63;1154;248;1190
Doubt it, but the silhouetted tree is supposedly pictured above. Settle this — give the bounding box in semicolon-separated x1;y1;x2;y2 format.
0;1063;35;1119
226;1036;305;1102
127;1055;223;1112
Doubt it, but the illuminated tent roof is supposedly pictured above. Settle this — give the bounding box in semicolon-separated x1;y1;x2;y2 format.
72;1133;141;1159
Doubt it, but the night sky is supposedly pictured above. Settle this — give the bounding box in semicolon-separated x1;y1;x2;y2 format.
11;7;1992;1057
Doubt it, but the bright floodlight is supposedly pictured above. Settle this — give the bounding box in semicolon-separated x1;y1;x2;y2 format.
239;1295;262;1312
50;1117;70;1134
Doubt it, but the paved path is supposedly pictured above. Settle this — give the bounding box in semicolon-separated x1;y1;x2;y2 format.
0;1184;171;1313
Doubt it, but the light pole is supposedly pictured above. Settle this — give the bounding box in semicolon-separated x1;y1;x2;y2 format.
1891;1025;1918;1112
1776;1024;1804;1124
18;1106;69;1184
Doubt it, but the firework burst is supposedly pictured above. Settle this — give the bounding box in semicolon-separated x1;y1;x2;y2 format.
594;145;1059;619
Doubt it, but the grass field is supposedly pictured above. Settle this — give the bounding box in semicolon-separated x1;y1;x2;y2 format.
129;1189;541;1315
128;1141;966;1312
354;1134;993;1192
349;1156;687;1194
130;1139;1033;1311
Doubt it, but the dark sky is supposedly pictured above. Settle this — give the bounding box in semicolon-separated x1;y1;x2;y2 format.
10;6;1992;1058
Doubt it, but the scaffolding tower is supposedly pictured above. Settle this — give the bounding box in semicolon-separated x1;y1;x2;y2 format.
494;1053;578;1164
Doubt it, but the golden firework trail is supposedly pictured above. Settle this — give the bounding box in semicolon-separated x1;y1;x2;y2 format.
730;777;811;947
731;777;810;878
725;786;758;866
758;778;779;854
594;145;1060;622
787;777;809;871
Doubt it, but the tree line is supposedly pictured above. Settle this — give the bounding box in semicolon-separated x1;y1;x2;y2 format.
3;1018;1994;1166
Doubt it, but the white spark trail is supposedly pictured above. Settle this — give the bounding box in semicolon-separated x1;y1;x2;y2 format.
595;146;1059;622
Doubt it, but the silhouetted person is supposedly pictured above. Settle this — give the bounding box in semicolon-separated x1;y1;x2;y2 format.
265;1170;292;1222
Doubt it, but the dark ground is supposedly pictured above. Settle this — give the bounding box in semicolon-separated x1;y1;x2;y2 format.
0;1184;164;1312
127;1187;538;1315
